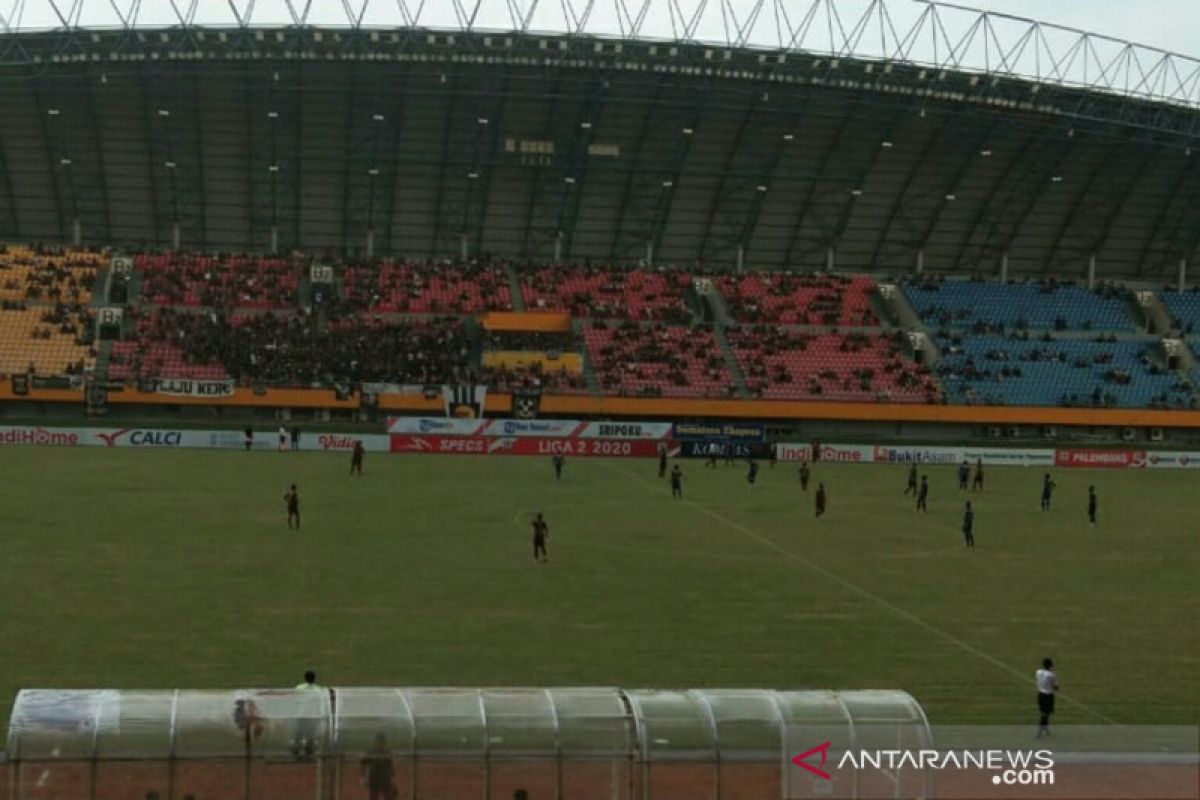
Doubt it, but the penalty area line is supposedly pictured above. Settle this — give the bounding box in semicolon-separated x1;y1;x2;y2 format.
601;461;1119;726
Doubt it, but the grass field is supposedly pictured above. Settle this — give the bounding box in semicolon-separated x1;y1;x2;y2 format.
1;447;1197;741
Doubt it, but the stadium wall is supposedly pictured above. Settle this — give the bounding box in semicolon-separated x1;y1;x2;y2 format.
5;382;1200;430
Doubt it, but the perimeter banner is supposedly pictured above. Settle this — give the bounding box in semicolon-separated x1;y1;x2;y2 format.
672;421;765;442
154;378;236;398
1053;449;1147;468
389;434;667;458
385;417;673;440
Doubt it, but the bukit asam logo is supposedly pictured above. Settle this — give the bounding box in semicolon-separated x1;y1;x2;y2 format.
792;743;1054;788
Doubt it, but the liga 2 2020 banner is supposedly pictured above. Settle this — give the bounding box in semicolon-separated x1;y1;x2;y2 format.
389;435;674;458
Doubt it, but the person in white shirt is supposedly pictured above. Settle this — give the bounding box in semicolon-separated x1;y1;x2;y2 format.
1036;657;1059;738
278;424;288;453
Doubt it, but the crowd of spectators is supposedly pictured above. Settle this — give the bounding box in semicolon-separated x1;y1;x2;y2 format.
520;265;693;323
584;320;734;398
341;258;512;313
715;273;877;326
727;327;938;403
935;333;1195;408
138;252;300;309
479;363;589;394
0;245;100;304
483;330;580;352
113;309;470;386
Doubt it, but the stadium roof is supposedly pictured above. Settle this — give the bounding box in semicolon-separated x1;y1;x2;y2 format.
3;1;1199;110
0;1;1198;275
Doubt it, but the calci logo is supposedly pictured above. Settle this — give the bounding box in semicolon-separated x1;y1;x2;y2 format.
95;429;183;447
788;741;1054;796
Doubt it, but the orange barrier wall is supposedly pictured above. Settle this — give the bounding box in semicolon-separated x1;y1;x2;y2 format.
6;381;1200;428
480;311;572;332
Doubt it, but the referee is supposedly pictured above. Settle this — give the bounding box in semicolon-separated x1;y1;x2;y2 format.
1036;658;1059;739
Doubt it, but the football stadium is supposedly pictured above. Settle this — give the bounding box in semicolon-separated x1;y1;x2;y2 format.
0;0;1197;798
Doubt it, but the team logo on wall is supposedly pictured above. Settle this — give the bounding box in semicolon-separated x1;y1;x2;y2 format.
512;387;542;420
443;384;488;418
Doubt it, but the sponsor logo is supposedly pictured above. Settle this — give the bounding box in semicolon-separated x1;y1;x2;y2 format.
317;434;358;451
392;436;434;453
1054;449;1146;468
0;427;80;446
872;446;959;464
673;422;764;442
597;423;643;437
96;429;183;447
418;419;456;433
777;444;871;463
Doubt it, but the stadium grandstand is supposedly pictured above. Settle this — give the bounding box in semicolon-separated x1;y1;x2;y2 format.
2;4;1199;800
0;0;1196;423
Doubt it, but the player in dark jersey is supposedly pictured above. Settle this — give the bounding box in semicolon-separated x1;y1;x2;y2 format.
243;426;254;452
904;463;918;495
350;441;365;476
1040;473;1056;511
532;512;549;563
658;444;668;478
972;458;984;491
1087;486;1097;526
958;460;970;491
705;447;718;468
799;461;811;492
552;454;565;480
962;501;975;548
670;465;684;498
815;483;827;518
746;460;759;485
916;475;929;512
284;484;300;529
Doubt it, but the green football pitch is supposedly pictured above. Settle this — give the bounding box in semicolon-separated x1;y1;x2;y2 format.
1;447;1196;741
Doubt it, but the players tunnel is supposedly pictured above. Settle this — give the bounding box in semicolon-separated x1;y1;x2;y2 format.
2;687;933;799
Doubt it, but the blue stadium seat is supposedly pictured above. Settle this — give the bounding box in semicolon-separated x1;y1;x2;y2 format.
935;335;1194;408
904;280;1135;331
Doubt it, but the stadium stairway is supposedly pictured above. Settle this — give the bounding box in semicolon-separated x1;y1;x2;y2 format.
574;318;601;394
1138;292;1177;336
505;264;525;311
714;324;750;398
876;282;925;331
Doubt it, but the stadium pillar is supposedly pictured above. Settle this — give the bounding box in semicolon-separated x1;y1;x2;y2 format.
1000;252;1009;282
825;246;834;271
915;249;924;275
554;232;563;263
72;217;81;246
269;225;279;255
646;240;654;267
461;233;469;260
172;223;181;250
1179;259;1187;293
1088;253;1096;289
736;244;744;273
366;229;375;259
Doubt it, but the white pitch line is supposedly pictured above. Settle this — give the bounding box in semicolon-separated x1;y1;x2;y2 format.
603;461;1119;725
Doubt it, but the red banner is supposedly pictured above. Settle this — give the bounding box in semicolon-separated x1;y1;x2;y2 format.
1054;449;1147;468
390;434;667;458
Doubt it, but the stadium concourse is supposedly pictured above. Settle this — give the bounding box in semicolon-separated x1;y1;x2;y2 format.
2;245;1199;409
